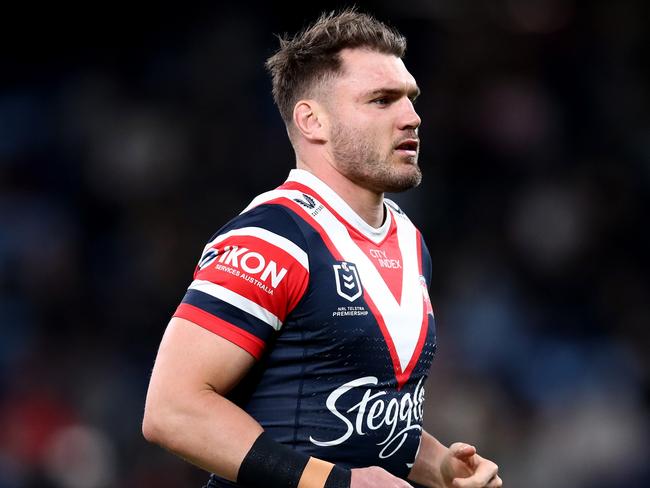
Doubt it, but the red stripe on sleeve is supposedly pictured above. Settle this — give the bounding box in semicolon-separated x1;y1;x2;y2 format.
173;303;265;360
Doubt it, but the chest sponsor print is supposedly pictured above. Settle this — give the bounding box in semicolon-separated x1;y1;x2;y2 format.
309;376;426;461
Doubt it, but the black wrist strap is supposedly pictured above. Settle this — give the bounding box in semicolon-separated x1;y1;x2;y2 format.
237;432;351;488
238;432;308;487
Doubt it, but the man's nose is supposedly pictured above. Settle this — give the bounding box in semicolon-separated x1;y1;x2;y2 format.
398;99;421;130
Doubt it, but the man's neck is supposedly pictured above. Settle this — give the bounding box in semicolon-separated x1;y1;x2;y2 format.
296;159;385;228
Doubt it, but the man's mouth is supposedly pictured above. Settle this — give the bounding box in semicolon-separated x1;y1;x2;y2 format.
395;139;419;155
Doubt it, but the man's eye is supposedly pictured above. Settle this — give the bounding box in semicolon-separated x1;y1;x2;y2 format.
372;97;390;105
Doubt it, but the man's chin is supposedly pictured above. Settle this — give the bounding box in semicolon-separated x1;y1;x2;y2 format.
380;167;422;193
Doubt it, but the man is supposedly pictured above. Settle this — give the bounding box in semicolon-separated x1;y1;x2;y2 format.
143;9;502;488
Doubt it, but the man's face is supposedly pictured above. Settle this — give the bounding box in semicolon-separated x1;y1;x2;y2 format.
324;48;422;193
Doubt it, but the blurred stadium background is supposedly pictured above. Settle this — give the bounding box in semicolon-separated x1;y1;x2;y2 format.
1;1;648;487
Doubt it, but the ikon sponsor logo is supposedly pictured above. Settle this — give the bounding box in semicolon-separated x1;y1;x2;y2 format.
309;376;425;460
198;245;288;289
333;261;362;302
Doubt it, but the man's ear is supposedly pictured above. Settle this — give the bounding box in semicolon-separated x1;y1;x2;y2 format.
293;100;328;143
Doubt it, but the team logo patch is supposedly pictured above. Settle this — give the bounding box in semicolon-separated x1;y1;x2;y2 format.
333;261;363;302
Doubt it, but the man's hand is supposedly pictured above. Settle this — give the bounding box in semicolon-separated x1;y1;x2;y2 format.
440;443;501;488
351;467;413;487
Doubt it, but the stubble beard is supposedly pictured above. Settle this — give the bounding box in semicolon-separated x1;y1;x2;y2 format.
330;121;422;194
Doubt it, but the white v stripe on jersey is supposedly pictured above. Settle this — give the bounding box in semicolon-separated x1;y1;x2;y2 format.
248;188;424;372
314;205;422;372
189;279;282;330
202;226;309;271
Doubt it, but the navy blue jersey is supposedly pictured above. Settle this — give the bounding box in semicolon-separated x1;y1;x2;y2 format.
174;170;437;485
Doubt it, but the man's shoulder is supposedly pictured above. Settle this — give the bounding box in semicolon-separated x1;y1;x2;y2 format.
203;197;307;253
220;201;301;233
240;185;307;215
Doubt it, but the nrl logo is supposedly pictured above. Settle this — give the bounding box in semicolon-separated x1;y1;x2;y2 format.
293;193;317;209
333;261;363;302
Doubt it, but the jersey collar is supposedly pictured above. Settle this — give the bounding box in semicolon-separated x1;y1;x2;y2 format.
286;169;392;243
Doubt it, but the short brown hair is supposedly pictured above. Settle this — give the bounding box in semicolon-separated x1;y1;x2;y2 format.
265;8;407;126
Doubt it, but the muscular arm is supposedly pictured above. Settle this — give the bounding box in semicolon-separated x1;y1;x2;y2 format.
143;317;414;487
142;317;263;481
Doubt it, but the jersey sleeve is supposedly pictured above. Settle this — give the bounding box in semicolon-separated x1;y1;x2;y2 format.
173;204;309;359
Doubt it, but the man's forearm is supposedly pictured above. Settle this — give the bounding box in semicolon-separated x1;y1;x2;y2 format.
408;430;449;488
143;388;353;487
143;386;263;481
